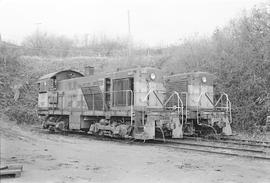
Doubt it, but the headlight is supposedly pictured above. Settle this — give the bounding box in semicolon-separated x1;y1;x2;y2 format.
150;73;156;80
202;76;207;83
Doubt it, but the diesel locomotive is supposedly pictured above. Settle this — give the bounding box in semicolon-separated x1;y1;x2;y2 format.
37;66;232;140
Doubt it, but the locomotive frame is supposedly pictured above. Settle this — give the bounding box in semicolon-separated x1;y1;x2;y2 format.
37;66;232;140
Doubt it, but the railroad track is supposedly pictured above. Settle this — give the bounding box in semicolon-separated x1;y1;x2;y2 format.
183;136;270;148
38;128;270;160
220;137;270;145
154;138;270;160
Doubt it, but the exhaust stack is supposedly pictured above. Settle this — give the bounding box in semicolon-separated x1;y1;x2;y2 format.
84;66;94;76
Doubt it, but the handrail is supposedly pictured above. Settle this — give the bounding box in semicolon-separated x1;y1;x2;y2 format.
196;92;217;134
81;89;134;125
180;92;188;123
104;90;134;125
214;92;232;124
196;92;232;128
164;91;184;125
81;89;189;128
143;90;185;125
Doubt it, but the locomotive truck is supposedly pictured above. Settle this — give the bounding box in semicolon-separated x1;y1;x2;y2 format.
37;66;232;140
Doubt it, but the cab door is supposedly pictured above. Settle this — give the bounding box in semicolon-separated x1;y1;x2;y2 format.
112;78;133;106
105;78;111;110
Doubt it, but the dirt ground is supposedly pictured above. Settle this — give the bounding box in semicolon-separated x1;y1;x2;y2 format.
1;116;270;183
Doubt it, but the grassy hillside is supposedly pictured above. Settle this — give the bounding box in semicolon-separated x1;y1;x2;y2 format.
18;54;181;76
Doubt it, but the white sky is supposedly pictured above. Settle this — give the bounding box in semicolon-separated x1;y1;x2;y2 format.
0;0;266;47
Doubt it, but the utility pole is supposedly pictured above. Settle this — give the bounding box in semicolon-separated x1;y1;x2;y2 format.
128;10;131;38
85;33;89;48
35;22;42;31
127;10;132;66
34;22;42;55
35;22;42;33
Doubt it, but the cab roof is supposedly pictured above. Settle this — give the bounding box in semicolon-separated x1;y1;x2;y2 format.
37;70;84;82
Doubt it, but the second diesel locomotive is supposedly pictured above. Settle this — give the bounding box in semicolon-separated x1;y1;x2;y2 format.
37;66;232;140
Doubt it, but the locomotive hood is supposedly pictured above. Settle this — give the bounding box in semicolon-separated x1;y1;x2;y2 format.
164;71;216;85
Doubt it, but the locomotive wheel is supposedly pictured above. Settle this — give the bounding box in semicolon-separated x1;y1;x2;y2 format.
55;121;65;131
42;121;48;129
213;122;223;134
203;126;220;140
197;124;218;139
205;131;219;140
48;126;56;132
98;130;104;136
91;129;101;136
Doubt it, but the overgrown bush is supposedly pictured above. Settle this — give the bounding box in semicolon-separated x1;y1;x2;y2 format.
4;106;39;124
0;44;40;124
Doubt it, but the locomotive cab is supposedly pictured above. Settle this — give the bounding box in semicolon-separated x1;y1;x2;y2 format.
37;70;84;112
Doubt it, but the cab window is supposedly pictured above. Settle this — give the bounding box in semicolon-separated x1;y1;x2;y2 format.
112;78;134;106
38;81;47;93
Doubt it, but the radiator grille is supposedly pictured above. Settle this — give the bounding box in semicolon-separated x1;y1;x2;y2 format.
165;79;188;107
81;86;103;110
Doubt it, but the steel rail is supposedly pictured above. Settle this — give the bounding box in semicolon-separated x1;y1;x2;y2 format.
183;136;270;148
161;144;270;160
155;139;266;153
220;137;270;144
153;139;270;160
